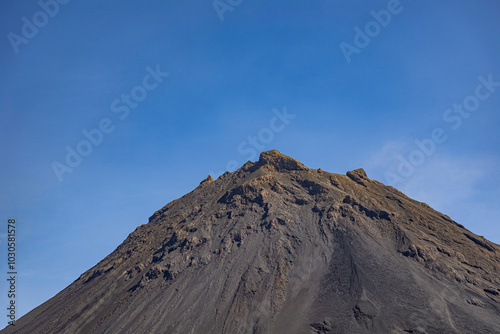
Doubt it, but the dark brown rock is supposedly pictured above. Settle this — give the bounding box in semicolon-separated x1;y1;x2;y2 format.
346;168;369;186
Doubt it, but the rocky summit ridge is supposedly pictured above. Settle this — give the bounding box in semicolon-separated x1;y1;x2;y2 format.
3;150;500;334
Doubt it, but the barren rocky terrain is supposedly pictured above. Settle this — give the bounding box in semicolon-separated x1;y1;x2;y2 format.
4;150;500;333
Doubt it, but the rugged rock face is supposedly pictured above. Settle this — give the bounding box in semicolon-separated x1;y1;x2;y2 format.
4;150;500;333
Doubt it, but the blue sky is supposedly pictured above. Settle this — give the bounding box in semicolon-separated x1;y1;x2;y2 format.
1;0;499;322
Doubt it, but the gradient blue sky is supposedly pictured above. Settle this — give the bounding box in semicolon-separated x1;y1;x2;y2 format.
1;0;499;322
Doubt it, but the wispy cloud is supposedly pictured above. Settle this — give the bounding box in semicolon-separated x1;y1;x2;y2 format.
365;140;405;173
399;154;494;209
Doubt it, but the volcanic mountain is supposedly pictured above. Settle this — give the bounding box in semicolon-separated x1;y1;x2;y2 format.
5;150;500;333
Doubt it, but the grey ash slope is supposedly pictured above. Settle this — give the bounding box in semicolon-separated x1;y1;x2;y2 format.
5;150;500;334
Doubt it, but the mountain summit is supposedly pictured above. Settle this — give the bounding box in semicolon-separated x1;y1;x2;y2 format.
5;150;500;333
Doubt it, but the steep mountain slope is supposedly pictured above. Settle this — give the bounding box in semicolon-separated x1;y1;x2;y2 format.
4;150;500;334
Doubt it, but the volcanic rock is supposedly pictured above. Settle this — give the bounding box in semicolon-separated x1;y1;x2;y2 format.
4;150;499;334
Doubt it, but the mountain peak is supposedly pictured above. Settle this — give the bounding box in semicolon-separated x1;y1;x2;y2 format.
7;151;500;334
257;150;307;171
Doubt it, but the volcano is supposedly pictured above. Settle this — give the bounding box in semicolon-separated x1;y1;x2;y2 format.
5;150;500;334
